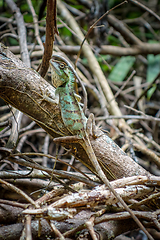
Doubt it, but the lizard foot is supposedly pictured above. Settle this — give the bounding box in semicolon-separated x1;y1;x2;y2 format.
86;113;98;139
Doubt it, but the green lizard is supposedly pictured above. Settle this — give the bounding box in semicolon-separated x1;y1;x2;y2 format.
50;54;116;179
49;55;152;238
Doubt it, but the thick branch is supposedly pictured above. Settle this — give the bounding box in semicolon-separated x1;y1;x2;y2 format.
0;43;151;180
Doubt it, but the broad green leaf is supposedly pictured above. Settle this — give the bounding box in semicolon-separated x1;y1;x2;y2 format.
108;56;135;82
146;40;160;99
147;54;160;99
147;84;157;100
147;54;160;83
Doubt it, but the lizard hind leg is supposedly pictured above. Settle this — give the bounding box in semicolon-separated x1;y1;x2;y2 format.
86;113;98;139
86;113;109;139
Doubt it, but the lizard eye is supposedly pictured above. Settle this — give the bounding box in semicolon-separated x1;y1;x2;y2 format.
59;63;65;69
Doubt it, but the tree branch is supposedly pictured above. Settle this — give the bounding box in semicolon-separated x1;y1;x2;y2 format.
0;43;151;180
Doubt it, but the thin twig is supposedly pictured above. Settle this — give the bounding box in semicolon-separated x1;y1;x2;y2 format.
113;70;136;100
128;0;160;22
75;0;128;66
95;114;160;122
0;179;37;207
26;0;44;50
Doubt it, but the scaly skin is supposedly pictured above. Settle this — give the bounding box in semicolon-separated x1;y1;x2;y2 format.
50;55;87;137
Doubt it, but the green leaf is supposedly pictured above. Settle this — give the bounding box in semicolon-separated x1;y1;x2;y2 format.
147;54;160;83
108;56;135;82
147;54;160;99
147;84;157;100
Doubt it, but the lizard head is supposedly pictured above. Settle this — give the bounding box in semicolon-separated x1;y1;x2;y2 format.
50;55;74;88
50;55;87;112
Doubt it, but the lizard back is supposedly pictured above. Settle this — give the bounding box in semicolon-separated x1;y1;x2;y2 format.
50;56;87;138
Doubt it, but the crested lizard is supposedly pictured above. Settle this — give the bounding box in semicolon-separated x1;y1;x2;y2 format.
49;55;153;239
50;54;116;180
